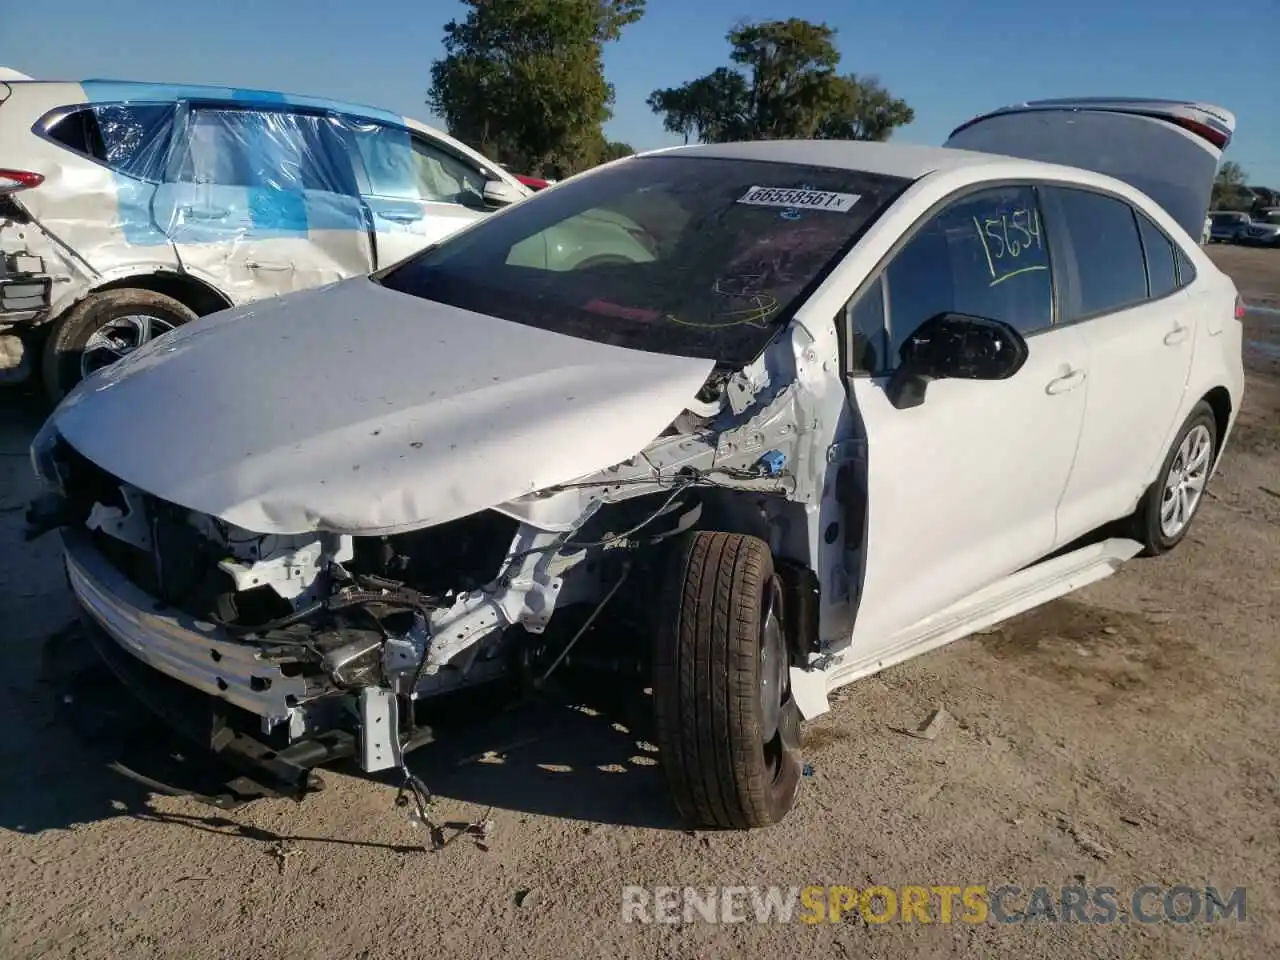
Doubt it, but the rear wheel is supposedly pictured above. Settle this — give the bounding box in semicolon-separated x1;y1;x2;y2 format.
652;531;803;828
1130;401;1218;556
42;288;197;403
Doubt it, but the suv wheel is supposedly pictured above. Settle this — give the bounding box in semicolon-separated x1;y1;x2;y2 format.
653;531;803;828
43;289;197;403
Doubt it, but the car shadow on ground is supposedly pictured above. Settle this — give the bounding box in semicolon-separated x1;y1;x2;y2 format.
405;670;682;830
0;619;683;837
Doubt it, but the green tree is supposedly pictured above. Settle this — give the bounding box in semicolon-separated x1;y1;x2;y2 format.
816;74;915;141
1212;161;1252;210
429;0;645;176
647;19;912;144
602;140;635;161
647;67;749;143
551;132;635;177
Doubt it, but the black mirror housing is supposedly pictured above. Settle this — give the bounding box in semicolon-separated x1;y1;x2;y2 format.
886;313;1029;410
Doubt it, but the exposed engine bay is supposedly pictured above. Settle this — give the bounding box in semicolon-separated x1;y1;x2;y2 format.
28;355;831;802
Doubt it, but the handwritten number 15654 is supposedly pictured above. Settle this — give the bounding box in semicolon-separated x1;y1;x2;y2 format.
975;208;1042;279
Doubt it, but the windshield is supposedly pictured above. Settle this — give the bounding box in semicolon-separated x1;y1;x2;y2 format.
1260;210;1280;225
1212;213;1247;225
378;155;910;366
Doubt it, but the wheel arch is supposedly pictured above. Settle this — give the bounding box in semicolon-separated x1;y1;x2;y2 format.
1142;382;1237;492
92;271;233;319
1201;385;1233;462
691;490;823;663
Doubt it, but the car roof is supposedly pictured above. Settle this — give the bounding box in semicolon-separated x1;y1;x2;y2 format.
638;139;1060;180
6;78;407;127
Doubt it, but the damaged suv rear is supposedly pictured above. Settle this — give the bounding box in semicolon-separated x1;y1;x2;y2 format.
29;152;910;827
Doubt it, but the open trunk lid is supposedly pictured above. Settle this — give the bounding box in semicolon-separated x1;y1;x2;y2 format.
944;98;1235;242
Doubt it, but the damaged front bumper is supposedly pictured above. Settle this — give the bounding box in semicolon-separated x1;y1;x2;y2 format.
64;527;309;725
61;526;436;791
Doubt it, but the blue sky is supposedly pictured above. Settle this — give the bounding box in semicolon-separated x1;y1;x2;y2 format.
4;0;1277;184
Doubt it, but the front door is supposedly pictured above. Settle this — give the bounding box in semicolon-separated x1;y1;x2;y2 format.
152;103;373;303
840;184;1090;653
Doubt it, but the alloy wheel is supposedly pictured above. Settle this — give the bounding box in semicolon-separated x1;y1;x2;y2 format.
1160;423;1213;539
81;313;175;379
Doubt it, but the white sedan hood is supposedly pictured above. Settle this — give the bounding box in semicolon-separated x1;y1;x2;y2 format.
49;277;715;535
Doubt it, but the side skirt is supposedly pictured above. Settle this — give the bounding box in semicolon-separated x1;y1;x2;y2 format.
789;536;1142;719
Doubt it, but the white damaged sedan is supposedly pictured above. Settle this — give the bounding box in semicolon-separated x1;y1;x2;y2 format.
28;98;1245;828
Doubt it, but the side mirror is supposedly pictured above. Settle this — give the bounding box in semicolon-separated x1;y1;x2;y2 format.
482;179;525;209
886;312;1029;410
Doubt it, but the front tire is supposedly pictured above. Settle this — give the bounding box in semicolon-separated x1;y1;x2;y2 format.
1130;401;1218;556
652;532;803;829
42;288;197;403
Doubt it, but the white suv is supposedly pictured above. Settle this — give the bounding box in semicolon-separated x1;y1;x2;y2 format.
29;98;1244;829
0;79;532;400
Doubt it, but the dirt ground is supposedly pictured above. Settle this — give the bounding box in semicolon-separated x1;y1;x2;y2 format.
1;246;1277;960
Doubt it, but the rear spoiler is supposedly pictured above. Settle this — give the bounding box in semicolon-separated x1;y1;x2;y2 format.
949;98;1235;153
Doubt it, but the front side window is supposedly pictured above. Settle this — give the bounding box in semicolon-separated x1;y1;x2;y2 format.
1136;213;1178;299
46;103;175;181
1044;187;1147;319
844;275;888;374
379;156;910;366
175;107;357;196
351;124;488;209
842;185;1053;373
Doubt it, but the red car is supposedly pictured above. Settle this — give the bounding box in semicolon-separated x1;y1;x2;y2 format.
514;173;552;191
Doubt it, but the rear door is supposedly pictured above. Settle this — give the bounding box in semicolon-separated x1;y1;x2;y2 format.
1040;186;1199;543
945;98;1235;244
839;184;1089;652
348;122;499;267
152;103;373;303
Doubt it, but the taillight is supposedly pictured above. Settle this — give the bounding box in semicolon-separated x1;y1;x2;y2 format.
1234;295;1246;321
1171;116;1230;150
0;169;43;194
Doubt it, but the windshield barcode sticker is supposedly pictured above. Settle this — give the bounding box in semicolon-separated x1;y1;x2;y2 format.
737;186;861;213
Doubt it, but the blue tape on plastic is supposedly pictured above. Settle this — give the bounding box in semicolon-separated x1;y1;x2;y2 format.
82;80;404;125
115;178;172;247
77;81;404;248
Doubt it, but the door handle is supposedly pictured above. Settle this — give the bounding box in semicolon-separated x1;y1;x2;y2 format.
1163;324;1190;346
178;204;229;220
379;211;423;224
1045;369;1087;395
244;260;292;272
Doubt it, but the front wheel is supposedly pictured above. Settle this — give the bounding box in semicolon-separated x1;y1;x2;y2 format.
42;288;197;403
1130;401;1218;556
652;532;803;828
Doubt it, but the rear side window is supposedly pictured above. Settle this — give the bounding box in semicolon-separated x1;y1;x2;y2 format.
175;107;357;196
350;124;489;209
1136;213;1178;299
1174;245;1197;286
1046;187;1147;319
45;103;174;181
